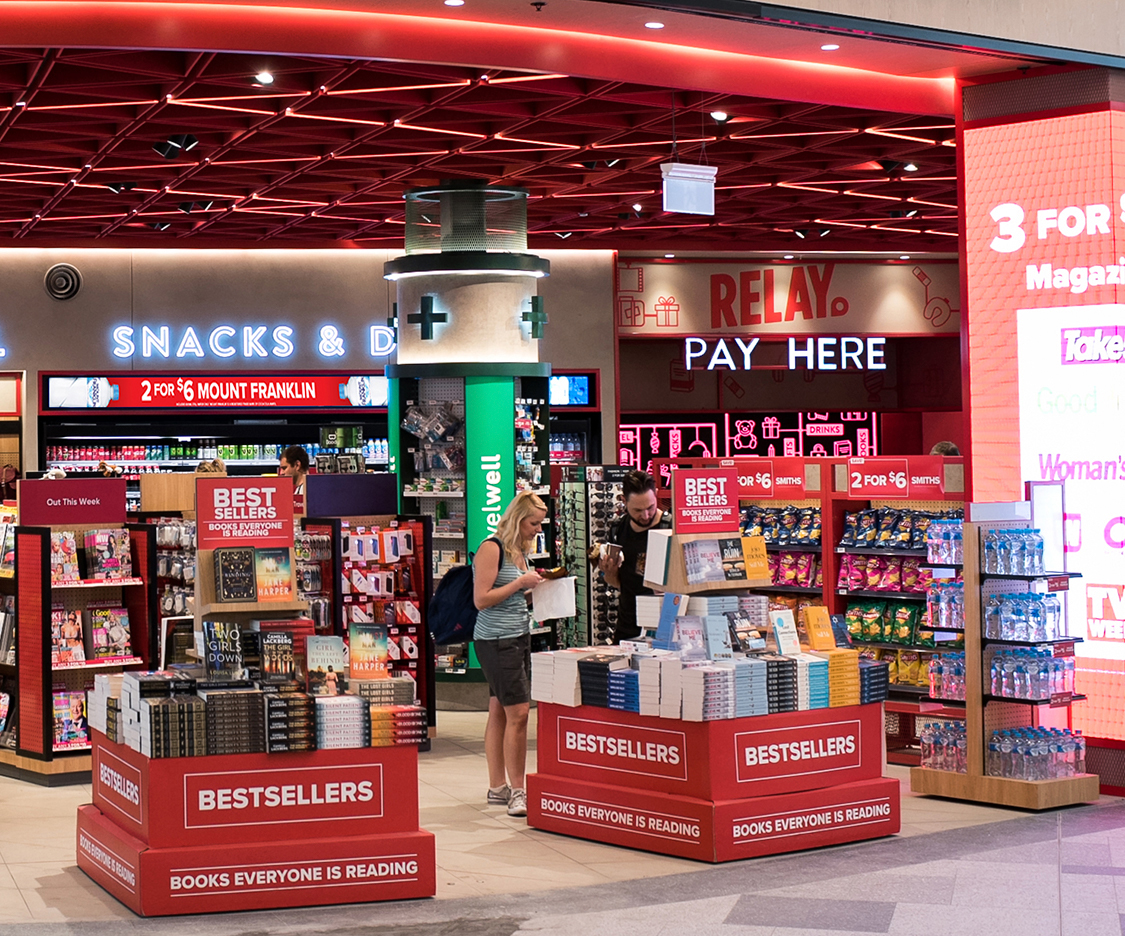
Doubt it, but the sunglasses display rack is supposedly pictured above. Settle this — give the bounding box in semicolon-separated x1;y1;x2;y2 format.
555;481;589;648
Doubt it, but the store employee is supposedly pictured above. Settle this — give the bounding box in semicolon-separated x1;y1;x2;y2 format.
599;469;672;644
279;445;310;495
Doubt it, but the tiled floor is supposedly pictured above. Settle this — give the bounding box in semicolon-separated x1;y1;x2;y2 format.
0;709;1118;934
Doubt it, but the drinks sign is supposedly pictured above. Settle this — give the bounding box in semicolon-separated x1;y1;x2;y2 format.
197;477;294;549
672;467;740;533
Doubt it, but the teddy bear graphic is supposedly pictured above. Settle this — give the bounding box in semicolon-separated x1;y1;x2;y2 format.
731;419;758;451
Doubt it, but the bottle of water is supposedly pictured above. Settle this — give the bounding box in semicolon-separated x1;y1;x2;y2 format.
951;522;963;564
1012;596;1029;642
998;595;1015;640
1002;653;1018;697
995;530;1011;574
920;723;934;768
1065;655;1076;694
951;585;964;630
991;655;1003;695
929;656;942;697
1029;528;1045;573
984;595;1002;639
987;732;1001;777
955;728;968;773
1027;596;1047;642
983;529;999;574
1075;731;1086;774
999;731;1015;777
1025;653;1041;701
1043;593;1062;640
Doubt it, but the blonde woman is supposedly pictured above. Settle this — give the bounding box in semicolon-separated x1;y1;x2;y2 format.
473;491;546;817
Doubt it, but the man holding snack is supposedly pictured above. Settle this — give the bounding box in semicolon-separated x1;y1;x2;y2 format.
599;469;672;644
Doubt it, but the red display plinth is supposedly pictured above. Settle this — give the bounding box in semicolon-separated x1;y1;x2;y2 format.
528;773;900;862
91;730;419;847
535;703;883;800
528;703;898;863
77;805;436;917
80;732;435;915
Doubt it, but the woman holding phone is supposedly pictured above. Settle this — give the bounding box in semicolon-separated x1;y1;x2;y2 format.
472;491;547;818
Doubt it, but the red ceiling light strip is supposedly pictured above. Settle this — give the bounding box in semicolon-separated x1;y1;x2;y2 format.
283;108;387;127
907;196;957;209
486;74;569;85
393;120;487;139
864;127;940;145
777;181;840;195
728;129;857;140
492;133;580;149
841;188;902;201
325;80;472;95
590;137;713;149
166;98;276;116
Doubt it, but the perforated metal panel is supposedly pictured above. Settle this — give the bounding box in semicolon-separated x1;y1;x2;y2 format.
1086;743;1125;790
963;69;1125;123
404;183;529;255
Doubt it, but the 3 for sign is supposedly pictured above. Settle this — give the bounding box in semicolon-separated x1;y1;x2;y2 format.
988;198;1122;253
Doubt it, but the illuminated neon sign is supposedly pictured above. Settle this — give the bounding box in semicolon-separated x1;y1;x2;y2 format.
683;336;886;371
110;324;398;360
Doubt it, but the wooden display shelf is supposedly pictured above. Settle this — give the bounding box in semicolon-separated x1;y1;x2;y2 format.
0;747;91;786
195;545;307;624
198;599;309;616
910;767;1099;810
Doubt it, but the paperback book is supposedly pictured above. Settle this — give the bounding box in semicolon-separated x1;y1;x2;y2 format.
681;539;725;585
213;548;257;602
260;630;296;684
349;622;390;679
255;548;294;602
306;635;349;695
203;620;246;679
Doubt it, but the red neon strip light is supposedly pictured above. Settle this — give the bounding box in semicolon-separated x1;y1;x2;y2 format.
923;229;958;237
907;197;957;209
492;134;580;149
325;80;471;95
167;98;276;116
729;130;856;140
864;128;940;145
486;74;568;84
285;108;386;127
393;120;487;139
842;189;902;201
777;181;839;195
590;137;713;149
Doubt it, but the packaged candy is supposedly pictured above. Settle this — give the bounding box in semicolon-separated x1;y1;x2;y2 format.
839;512;860;547
865;555;888;590
901;558;921;592
878;557;903;592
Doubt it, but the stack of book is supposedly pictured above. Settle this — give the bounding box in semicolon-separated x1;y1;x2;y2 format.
119;672;197;751
314;694;370;749
88;673;125;742
136;695;207;758
730;657;770;717
369;703;428;747
635;595;664;635
812;649;861;707
659;658;683;719
607;668;640;713
352;675;416;707
577;653;629;707
634;652;664;717
686;594;740;617
793;653;831;710
859;659;890;704
681;664;735;722
549;648;601;706
761;653;798;713
198;687;266;754
264;691;316;753
530;651;556;704
739;593;770;623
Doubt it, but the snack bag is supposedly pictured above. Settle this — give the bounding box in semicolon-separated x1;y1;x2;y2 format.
901;557;921;592
767;552;780;584
886;652;898;683
761;509;783;545
865;555;888;590
855;510;879;545
879;557;904;592
893;604;917;644
837;554;852;590
912;512;936;550
898;650;921;686
795;553;815;587
809;508;822;543
742;506;765;538
894;510;916;547
777;506;800;545
794;508;815;543
814;559;823;588
881;603;898;642
779;552;799;585
845;604;865;640
839;511;860;547
862;602;886;641
876;508;901;547
858;647;880;664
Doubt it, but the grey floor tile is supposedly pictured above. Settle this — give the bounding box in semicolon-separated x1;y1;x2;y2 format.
726;895;896;933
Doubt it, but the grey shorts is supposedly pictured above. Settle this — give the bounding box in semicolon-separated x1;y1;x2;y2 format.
474;634;532;706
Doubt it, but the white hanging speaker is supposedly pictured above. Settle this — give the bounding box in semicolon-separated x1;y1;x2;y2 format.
661;162;717;216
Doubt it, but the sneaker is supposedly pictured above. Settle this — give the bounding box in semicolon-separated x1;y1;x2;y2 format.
507;788;527;817
486;784;511;806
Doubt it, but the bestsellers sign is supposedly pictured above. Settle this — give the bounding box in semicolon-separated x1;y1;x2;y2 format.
183;763;384;829
734;719;862;785
557;716;688;781
672;467;740;533
197;477;294;549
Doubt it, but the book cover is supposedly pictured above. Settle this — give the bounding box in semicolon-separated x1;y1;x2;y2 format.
51;606;86;665
348;622;389;679
642;529;673;587
0;691;9;733
718;537;748;581
672;615;707;658
213;548;256;602
260;630;296;684
49;532;81;583
681;539;725;585
703;615;735;660
88;604;131;659
653;592;686;650
804;606;837;651
203;620;246;679
306;635;349;695
0;523;13;576
771;609;802;655
255;548;294;602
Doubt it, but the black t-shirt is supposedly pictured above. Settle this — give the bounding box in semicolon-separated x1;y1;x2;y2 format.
607;510;672;642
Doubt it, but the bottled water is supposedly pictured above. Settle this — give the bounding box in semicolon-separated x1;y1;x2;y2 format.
1009;530;1026;575
929;656;942;698
919;723;934;768
984;595;1002;639
987;735;1002;777
951;523;963;564
1027;598;1047;641
995;530;1011;574
1028;529;1045;574
983;529;999;573
1043;593;1062;640
1075;731;1086;774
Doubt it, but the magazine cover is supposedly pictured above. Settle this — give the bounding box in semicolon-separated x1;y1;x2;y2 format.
88;604;131;659
306;635;349;695
254;548;294;602
52;689;89;750
51;607;86;665
348;622;389;679
49;531;81;583
85;528;132;580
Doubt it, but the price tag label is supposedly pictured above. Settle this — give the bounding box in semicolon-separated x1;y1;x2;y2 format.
1047;575;1070;593
847;458;910;499
1050;691;1074;707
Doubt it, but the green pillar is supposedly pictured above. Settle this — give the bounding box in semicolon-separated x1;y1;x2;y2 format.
464;375;515;550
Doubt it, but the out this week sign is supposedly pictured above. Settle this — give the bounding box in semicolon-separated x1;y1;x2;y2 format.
672;467;739;533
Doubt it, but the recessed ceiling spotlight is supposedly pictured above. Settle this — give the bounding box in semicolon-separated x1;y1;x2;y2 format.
794;229;807;239
819;229;831;237
821;43;840;51
905;208;919;218
149;222;171;231
903;162;919;172
255;71;274;85
445;0;465;5
106;182;136;194
665;253;675;258
710;110;729;123
577;211;589;217
783;254;794;259
900;255;911;260
631;203;643;212
645;21;664;29
14;101;26;107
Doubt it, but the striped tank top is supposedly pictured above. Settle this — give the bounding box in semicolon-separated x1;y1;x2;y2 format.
474;545;530;640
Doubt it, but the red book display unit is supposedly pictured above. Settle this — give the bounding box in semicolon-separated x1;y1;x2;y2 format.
527;703;899;863
77;731;435;916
